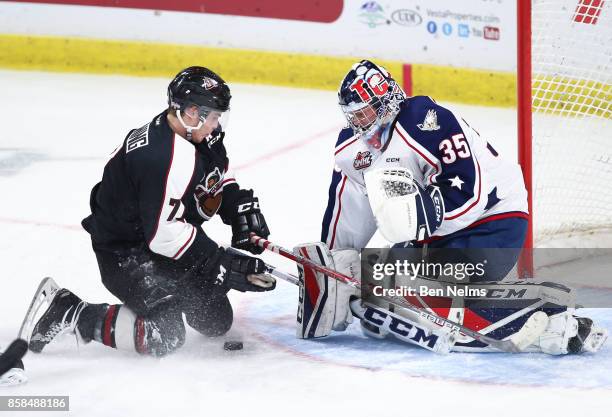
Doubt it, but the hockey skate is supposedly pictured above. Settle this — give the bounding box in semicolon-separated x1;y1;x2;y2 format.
0;358;27;387
22;278;87;353
568;317;608;354
0;339;28;387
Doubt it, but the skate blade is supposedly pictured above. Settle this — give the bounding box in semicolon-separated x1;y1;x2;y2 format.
18;277;60;343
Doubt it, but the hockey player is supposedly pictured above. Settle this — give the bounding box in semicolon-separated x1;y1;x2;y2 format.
25;66;274;357
323;60;529;281
294;60;607;355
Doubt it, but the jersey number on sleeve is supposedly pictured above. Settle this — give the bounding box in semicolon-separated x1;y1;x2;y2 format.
439;133;471;164
167;198;186;222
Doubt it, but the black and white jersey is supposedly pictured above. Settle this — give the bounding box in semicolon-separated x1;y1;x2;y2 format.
83;110;240;267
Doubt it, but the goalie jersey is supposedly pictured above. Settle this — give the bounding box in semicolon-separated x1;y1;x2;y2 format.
322;96;528;249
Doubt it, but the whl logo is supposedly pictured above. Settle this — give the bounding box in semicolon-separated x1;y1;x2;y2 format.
354;151;373;170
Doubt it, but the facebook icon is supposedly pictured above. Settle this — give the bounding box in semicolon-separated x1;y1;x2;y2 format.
427;21;437;33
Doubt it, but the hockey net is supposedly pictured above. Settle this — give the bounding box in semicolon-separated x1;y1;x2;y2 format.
520;0;612;251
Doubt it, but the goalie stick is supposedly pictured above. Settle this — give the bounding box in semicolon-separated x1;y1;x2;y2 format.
248;234;548;353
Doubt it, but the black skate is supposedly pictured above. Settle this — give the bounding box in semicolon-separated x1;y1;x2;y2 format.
29;288;87;353
567;317;608;354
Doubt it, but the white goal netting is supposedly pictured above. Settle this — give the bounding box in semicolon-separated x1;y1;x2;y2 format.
532;0;612;246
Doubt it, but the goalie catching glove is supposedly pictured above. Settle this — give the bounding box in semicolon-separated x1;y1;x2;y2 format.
200;247;275;292
364;167;444;243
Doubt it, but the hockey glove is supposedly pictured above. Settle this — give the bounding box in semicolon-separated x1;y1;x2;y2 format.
230;189;270;254
201;248;275;293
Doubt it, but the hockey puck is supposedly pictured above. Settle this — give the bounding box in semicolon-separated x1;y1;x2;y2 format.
223;341;243;351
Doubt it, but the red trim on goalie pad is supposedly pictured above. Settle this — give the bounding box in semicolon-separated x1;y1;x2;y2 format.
421;296;452;321
300;248;320;307
403;295;427;308
462;309;492;332
574;0;604;24
404;295;492;332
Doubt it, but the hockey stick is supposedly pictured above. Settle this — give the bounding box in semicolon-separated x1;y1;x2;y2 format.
249;234;547;353
226;247;299;285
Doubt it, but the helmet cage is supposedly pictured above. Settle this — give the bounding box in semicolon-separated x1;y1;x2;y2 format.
338;61;406;135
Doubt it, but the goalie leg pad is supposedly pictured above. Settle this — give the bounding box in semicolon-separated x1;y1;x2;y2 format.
329;249;361;331
295;243;359;339
350;299;454;354
536;311;608;355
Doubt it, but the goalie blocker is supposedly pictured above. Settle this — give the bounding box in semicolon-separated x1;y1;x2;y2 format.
294;242;607;355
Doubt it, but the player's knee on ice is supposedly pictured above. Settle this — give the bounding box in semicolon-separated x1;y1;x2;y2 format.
183;294;233;337
139;307;186;357
93;247;235;355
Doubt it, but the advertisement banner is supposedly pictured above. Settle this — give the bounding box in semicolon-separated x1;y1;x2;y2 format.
1;0;517;71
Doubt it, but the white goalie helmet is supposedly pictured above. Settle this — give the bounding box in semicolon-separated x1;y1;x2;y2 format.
338;60;407;139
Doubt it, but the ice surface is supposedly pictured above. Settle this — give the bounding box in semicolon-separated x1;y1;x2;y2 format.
0;70;610;416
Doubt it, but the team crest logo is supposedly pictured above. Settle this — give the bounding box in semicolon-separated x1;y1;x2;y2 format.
195;166;224;220
417;109;440;131
202;166;223;194
201;77;219;90
354;151;373;170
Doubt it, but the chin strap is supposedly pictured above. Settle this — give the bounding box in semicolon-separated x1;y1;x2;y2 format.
176;110;203;141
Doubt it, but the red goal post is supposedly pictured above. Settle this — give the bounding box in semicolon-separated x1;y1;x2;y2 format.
517;0;611;277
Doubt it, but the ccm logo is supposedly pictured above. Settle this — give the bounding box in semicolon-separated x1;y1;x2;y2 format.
386;157;400;163
237;201;259;213
485;288;528;298
363;306;439;349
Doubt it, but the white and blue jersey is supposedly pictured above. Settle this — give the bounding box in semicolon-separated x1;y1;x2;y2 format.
321;96;528;250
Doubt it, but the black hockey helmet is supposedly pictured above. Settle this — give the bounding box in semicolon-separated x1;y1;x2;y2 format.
168;66;231;112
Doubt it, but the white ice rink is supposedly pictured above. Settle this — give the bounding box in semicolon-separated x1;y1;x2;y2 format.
0;70;611;416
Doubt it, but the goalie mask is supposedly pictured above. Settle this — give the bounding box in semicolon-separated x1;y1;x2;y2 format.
338;60;406;140
167;66;231;140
